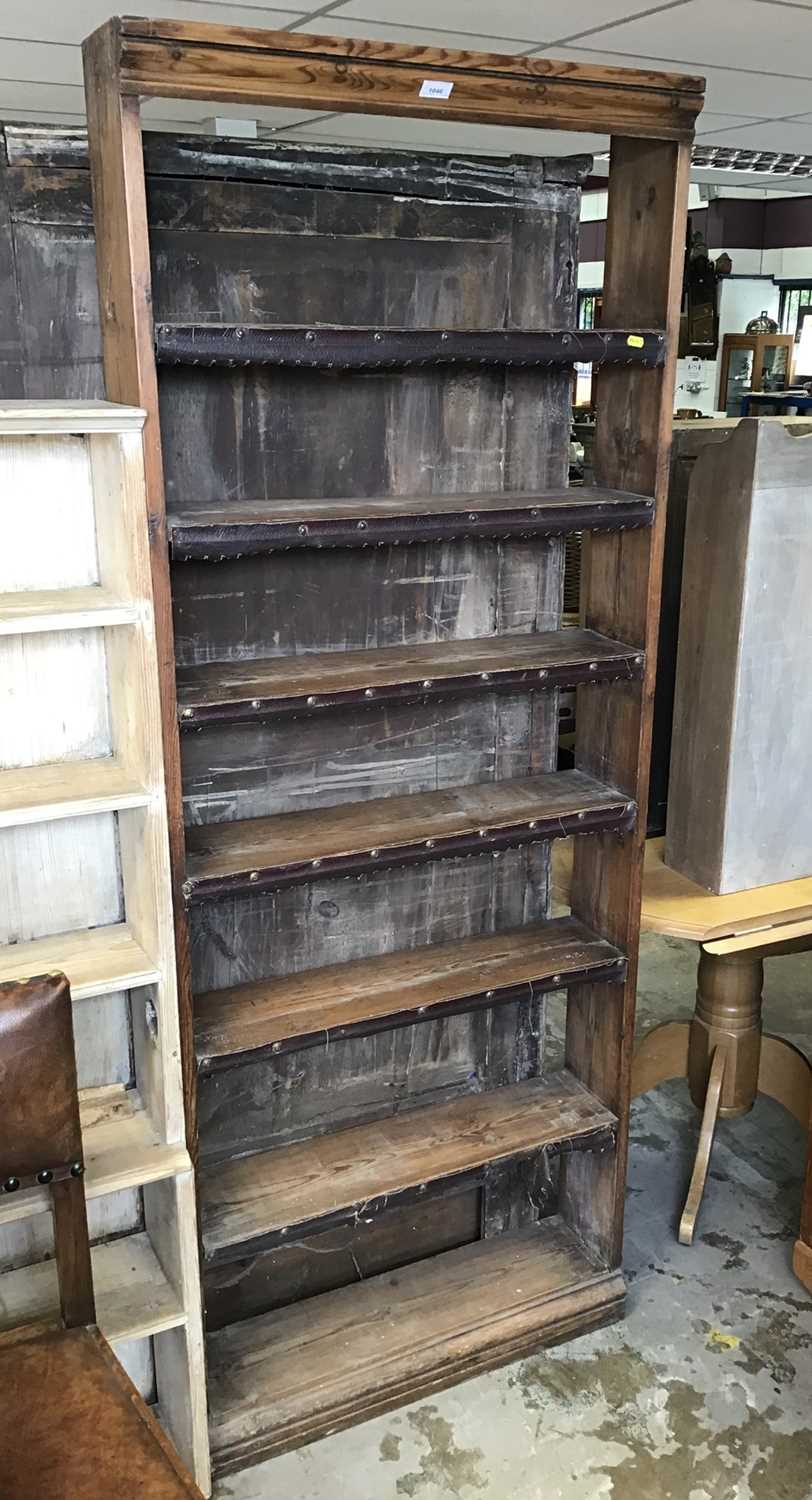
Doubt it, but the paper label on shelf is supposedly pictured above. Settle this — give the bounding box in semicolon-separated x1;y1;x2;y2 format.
627;335;645;348
419;80;454;99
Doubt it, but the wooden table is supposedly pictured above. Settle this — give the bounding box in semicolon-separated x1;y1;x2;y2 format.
556;839;812;1285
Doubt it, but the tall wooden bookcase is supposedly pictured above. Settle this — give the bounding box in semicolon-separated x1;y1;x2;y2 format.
82;18;702;1476
0;401;209;1490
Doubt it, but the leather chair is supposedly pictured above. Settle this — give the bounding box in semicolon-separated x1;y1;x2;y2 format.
0;973;204;1497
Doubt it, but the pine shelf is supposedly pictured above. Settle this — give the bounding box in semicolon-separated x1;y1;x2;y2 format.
0;1230;185;1345
0;757;150;828
0;402;209;1488
0;586;139;635
0;923;161;1000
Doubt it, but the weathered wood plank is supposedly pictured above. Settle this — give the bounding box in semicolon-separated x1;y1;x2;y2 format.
563;136;692;1264
200;1070;616;1262
195;917;626;1070
207;1215;624;1474
183;772;636;902
203;1187;481;1332
111;19;703;141
176;629;641;726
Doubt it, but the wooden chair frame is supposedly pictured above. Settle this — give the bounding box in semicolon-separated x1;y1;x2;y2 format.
80;14;703;1465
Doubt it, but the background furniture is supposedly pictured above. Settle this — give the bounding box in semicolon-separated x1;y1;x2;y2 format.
741;391;812;415
718;331;794;415
556;838;812;1271
649;415;812;837
0;974;203;1498
76;20;701;1475
0;402;209;1490
667;419;812;893
631;840;812;1255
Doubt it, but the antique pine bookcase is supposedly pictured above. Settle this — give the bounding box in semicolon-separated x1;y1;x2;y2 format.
81;17;703;1477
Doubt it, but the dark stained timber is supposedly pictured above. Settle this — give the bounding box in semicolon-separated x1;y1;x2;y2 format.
177;630;644;728
183;771;636;904
169;490;655;560
195;916;628;1071
200;1069;618;1263
154;323;666;370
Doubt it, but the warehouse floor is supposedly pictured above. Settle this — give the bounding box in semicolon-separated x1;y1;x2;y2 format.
216;932;812;1500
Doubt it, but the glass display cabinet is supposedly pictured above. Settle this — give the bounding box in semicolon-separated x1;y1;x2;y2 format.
719;331;795;416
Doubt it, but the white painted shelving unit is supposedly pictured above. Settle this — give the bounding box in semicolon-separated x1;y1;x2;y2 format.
0;401;210;1493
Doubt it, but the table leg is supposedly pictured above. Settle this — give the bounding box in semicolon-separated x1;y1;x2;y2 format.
688;948;763;1117
633;942;812;1264
679;1044;728;1245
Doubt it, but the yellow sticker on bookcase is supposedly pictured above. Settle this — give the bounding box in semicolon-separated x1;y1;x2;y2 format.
627;335;645;348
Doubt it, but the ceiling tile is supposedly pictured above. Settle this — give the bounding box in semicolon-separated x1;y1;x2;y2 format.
0;0;304;46
285;107;607;156
696;117;812;150
139;98;323;127
568;0;812;76
532;46;812;117
326;0;653;47
0;80;85;113
0;39;84;86
292;16;531;51
696;111;777;134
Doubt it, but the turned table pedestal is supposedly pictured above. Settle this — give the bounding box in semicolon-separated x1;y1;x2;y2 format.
557;839;812;1285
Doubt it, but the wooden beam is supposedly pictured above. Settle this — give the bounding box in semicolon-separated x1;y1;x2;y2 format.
82;24;197;1161
105;16;704;140
562;136;692;1265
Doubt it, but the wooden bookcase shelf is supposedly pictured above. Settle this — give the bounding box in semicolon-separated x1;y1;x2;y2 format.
207;1215;624;1474
183;772;635;902
154;323;667;371
200;1071;617;1264
177;630;643;727
0;403;209;1492
169;489;655;559
80;14;702;1483
195;916;626;1071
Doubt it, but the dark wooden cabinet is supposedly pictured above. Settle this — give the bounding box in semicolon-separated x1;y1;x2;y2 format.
718;331;795;416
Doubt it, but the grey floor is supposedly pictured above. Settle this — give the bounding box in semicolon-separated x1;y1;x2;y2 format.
215;932;812;1500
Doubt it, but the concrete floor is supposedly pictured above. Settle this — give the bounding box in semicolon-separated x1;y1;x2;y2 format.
215;932;812;1500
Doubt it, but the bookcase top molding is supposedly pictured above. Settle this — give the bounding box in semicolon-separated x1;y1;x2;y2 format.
98;15;704;141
